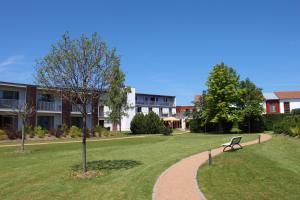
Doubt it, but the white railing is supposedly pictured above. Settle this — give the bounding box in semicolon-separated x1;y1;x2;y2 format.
0;99;24;110
136;101;175;107
72;104;92;113
37;101;62;111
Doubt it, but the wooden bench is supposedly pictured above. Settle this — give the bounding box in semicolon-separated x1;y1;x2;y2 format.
221;136;243;152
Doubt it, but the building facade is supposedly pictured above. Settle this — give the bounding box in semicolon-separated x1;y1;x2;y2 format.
263;91;300;114
135;93;176;117
0;81;176;132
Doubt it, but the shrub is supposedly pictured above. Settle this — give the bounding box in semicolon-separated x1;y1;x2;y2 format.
145;112;164;134
291;108;300;115
263;114;291;131
56;123;69;137
289;126;300;137
94;125;109;137
34;126;47;138
161;126;173;136
25;125;35;138
130;112;166;134
130;113;146;134
0;129;7;140
69;126;82;138
190;119;202;133
273;115;300;136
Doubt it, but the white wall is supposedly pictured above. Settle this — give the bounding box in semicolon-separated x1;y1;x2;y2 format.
141;107;148;114
121;88;136;131
279;99;300;113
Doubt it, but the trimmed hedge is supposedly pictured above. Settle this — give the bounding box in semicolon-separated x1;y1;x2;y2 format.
263;114;292;131
273;115;300;137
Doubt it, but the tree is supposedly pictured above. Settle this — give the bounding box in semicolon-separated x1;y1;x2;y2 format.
204;63;241;132
35;32;116;173
14;102;35;152
239;78;264;133
106;60;131;132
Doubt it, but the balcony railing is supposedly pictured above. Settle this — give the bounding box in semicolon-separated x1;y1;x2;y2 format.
0;99;24;110
136;101;175;107
72;104;92;113
37;101;62;111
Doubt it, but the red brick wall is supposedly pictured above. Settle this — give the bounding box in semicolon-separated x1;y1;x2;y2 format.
26;85;37;127
62;93;71;127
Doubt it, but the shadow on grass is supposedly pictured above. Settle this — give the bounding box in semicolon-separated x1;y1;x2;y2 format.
71;160;142;172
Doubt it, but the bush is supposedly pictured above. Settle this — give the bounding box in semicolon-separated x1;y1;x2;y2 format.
94;125;109;137
34;126;47;138
161;126;173;136
56;123;69;137
25;126;35;138
273;115;300;136
145;112;164;134
69;126;82;138
289;126;300;137
130;113;147;134
230;122;241;133
263;114;291;131
190;119;202;133
291;108;300;115
0;129;7;140
130;112;167;134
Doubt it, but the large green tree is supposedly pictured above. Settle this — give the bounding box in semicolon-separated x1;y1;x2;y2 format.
239;78;264;133
106;59;130;132
35;32;115;173
204;63;242;132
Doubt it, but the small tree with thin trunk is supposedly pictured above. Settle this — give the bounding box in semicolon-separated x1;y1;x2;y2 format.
14;102;35;152
106;60;130;132
35;32;116;174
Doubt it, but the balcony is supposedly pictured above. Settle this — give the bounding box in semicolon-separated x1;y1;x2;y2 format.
37;101;62;112
136;101;175;107
72;104;92;113
0;99;24;110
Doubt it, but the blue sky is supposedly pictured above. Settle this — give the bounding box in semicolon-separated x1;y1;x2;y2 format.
0;0;300;105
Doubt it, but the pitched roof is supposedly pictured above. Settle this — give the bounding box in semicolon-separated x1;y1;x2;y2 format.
274;91;300;99
263;92;279;100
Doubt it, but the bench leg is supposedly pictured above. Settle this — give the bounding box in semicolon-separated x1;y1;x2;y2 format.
223;146;233;152
237;144;243;149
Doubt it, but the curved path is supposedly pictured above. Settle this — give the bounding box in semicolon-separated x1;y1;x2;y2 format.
152;134;272;200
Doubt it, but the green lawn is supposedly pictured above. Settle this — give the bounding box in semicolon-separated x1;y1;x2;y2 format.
197;135;300;200
0;133;258;200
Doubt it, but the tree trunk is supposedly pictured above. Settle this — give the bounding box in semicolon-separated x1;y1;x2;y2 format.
21;123;25;152
119;117;122;132
82;114;87;174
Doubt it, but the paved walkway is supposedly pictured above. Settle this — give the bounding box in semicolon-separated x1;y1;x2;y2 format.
0;135;146;148
153;134;272;200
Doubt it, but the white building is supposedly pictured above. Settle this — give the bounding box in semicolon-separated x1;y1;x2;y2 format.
263;91;300;114
0;81;176;132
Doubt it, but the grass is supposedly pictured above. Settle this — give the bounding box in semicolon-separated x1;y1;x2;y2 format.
0;133;258;200
197;134;300;200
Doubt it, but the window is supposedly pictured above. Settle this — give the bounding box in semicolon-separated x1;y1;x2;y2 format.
164;97;168;102
149;107;152;112
270;103;276;113
137;107;142;112
284;102;290;113
38;94;54;102
0;90;19;99
150;97;155;101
